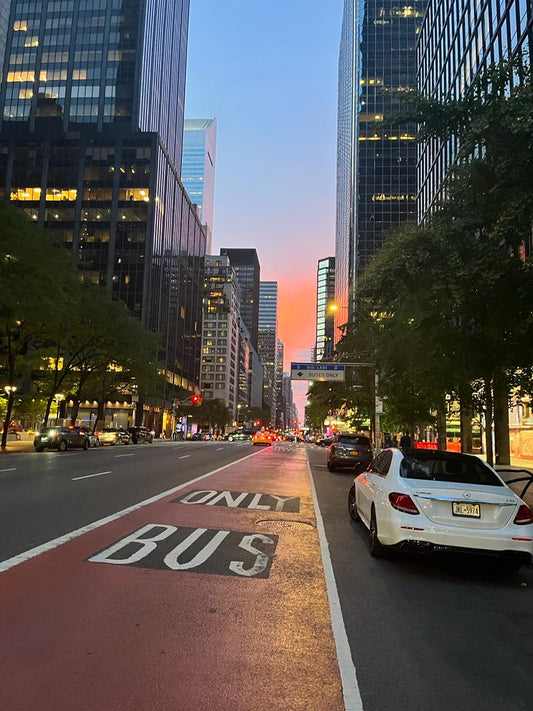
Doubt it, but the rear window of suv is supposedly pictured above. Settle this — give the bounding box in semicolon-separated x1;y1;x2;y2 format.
400;452;503;486
337;436;371;446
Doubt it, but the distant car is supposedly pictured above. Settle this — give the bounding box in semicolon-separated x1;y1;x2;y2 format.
98;427;132;446
348;448;533;571
34;426;89;452
224;428;257;442
316;437;334;447
252;430;272;446
127;426;153;444
327;433;373;472
77;426;100;447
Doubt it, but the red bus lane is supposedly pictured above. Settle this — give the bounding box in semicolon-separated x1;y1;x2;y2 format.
0;446;346;711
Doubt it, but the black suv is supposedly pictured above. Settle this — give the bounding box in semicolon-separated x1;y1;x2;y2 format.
327;433;373;472
34;426;90;452
127;426;153;444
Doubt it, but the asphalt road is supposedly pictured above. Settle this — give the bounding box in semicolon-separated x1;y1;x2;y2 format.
0;439;254;562
307;445;533;711
2;442;533;710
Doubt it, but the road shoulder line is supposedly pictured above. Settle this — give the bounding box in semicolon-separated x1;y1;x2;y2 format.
306;453;364;711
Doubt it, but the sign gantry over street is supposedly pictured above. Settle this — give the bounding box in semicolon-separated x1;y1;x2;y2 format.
290;363;346;382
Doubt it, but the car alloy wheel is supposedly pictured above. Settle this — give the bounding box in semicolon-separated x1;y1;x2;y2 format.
58;439;68;452
369;507;388;558
348;485;361;522
228;436;234;442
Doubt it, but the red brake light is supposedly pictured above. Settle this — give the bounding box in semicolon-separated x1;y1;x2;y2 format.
514;504;533;525
389;492;420;515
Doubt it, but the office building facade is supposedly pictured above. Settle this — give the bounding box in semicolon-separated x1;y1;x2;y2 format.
220;248;260;350
418;0;533;217
315;257;336;362
0;0;205;395
335;0;426;327
258;280;278;425
181;118;216;252
199;255;240;418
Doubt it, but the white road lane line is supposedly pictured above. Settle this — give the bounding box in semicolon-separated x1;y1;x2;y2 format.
0;451;262;573
0;468;16;472
115;454;134;458
72;470;111;481
216;447;224;451
62;453;81;456
306;454;364;711
179;454;191;459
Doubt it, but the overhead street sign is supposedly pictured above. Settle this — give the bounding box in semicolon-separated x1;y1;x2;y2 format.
290;362;346;382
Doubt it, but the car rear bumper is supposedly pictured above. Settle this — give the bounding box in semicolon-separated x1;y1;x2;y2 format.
381;518;533;557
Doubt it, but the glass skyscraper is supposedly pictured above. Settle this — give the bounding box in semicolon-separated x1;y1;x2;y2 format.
181;118;217;253
335;0;427;325
258;280;278;425
0;0;205;395
220;248;260;350
418;0;533;217
315;257;335;362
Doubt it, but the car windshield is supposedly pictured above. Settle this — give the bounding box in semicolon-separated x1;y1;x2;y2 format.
400;452;503;486
338;436;370;446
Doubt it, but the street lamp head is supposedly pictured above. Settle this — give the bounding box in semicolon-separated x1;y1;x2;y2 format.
4;385;17;394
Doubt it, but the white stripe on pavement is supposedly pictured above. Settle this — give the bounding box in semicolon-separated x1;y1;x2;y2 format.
115;454;134;458
179;454;191;459
0;467;16;472
306;454;364;711
72;470;111;481
0;451;262;573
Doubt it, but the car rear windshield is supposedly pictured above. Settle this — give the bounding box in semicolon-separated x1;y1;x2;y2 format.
400;452;503;486
338;436;371;446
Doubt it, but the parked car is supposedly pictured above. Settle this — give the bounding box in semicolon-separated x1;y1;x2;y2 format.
316;436;334;447
98;427;132;446
252;430;272;446
224;428;258;442
34;426;89;452
327;433;373;472
127;426;154;444
77;426;100;447
348;448;533;571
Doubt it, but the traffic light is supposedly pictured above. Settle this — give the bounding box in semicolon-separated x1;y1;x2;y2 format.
191;394;202;405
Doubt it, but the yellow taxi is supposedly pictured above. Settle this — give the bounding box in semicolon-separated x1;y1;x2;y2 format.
252;430;272;446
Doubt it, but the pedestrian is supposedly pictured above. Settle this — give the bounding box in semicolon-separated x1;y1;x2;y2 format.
384;432;393;448
399;431;412;448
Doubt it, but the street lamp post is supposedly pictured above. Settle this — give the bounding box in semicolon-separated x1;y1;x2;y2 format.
54;393;65;426
1;385;18;449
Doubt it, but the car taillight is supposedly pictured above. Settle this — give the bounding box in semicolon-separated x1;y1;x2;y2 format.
514;504;533;525
95;431;100;436
389;492;420;515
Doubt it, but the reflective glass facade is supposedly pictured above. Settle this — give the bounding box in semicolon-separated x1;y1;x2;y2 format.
315;257;335;362
182;118;217;252
220;248;260;350
258;281;278;424
336;1;426;321
418;0;533;217
0;0;205;392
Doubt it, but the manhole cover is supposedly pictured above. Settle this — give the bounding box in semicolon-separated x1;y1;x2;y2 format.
255;518;316;531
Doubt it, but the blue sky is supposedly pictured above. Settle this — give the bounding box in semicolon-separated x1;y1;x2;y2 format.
184;0;344;418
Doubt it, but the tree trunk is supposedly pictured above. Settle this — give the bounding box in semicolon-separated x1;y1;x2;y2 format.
70;397;80;425
484;376;494;467
42;394;55;428
94;400;106;431
436;407;447;451
1;394;15;448
493;372;510;465
459;384;473;454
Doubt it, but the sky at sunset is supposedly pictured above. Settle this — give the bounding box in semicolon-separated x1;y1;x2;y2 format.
184;0;344;420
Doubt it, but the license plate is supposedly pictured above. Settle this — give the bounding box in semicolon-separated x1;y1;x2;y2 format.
452;502;480;518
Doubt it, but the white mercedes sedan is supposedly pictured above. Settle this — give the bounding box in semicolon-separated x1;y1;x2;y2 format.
348;448;533;571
